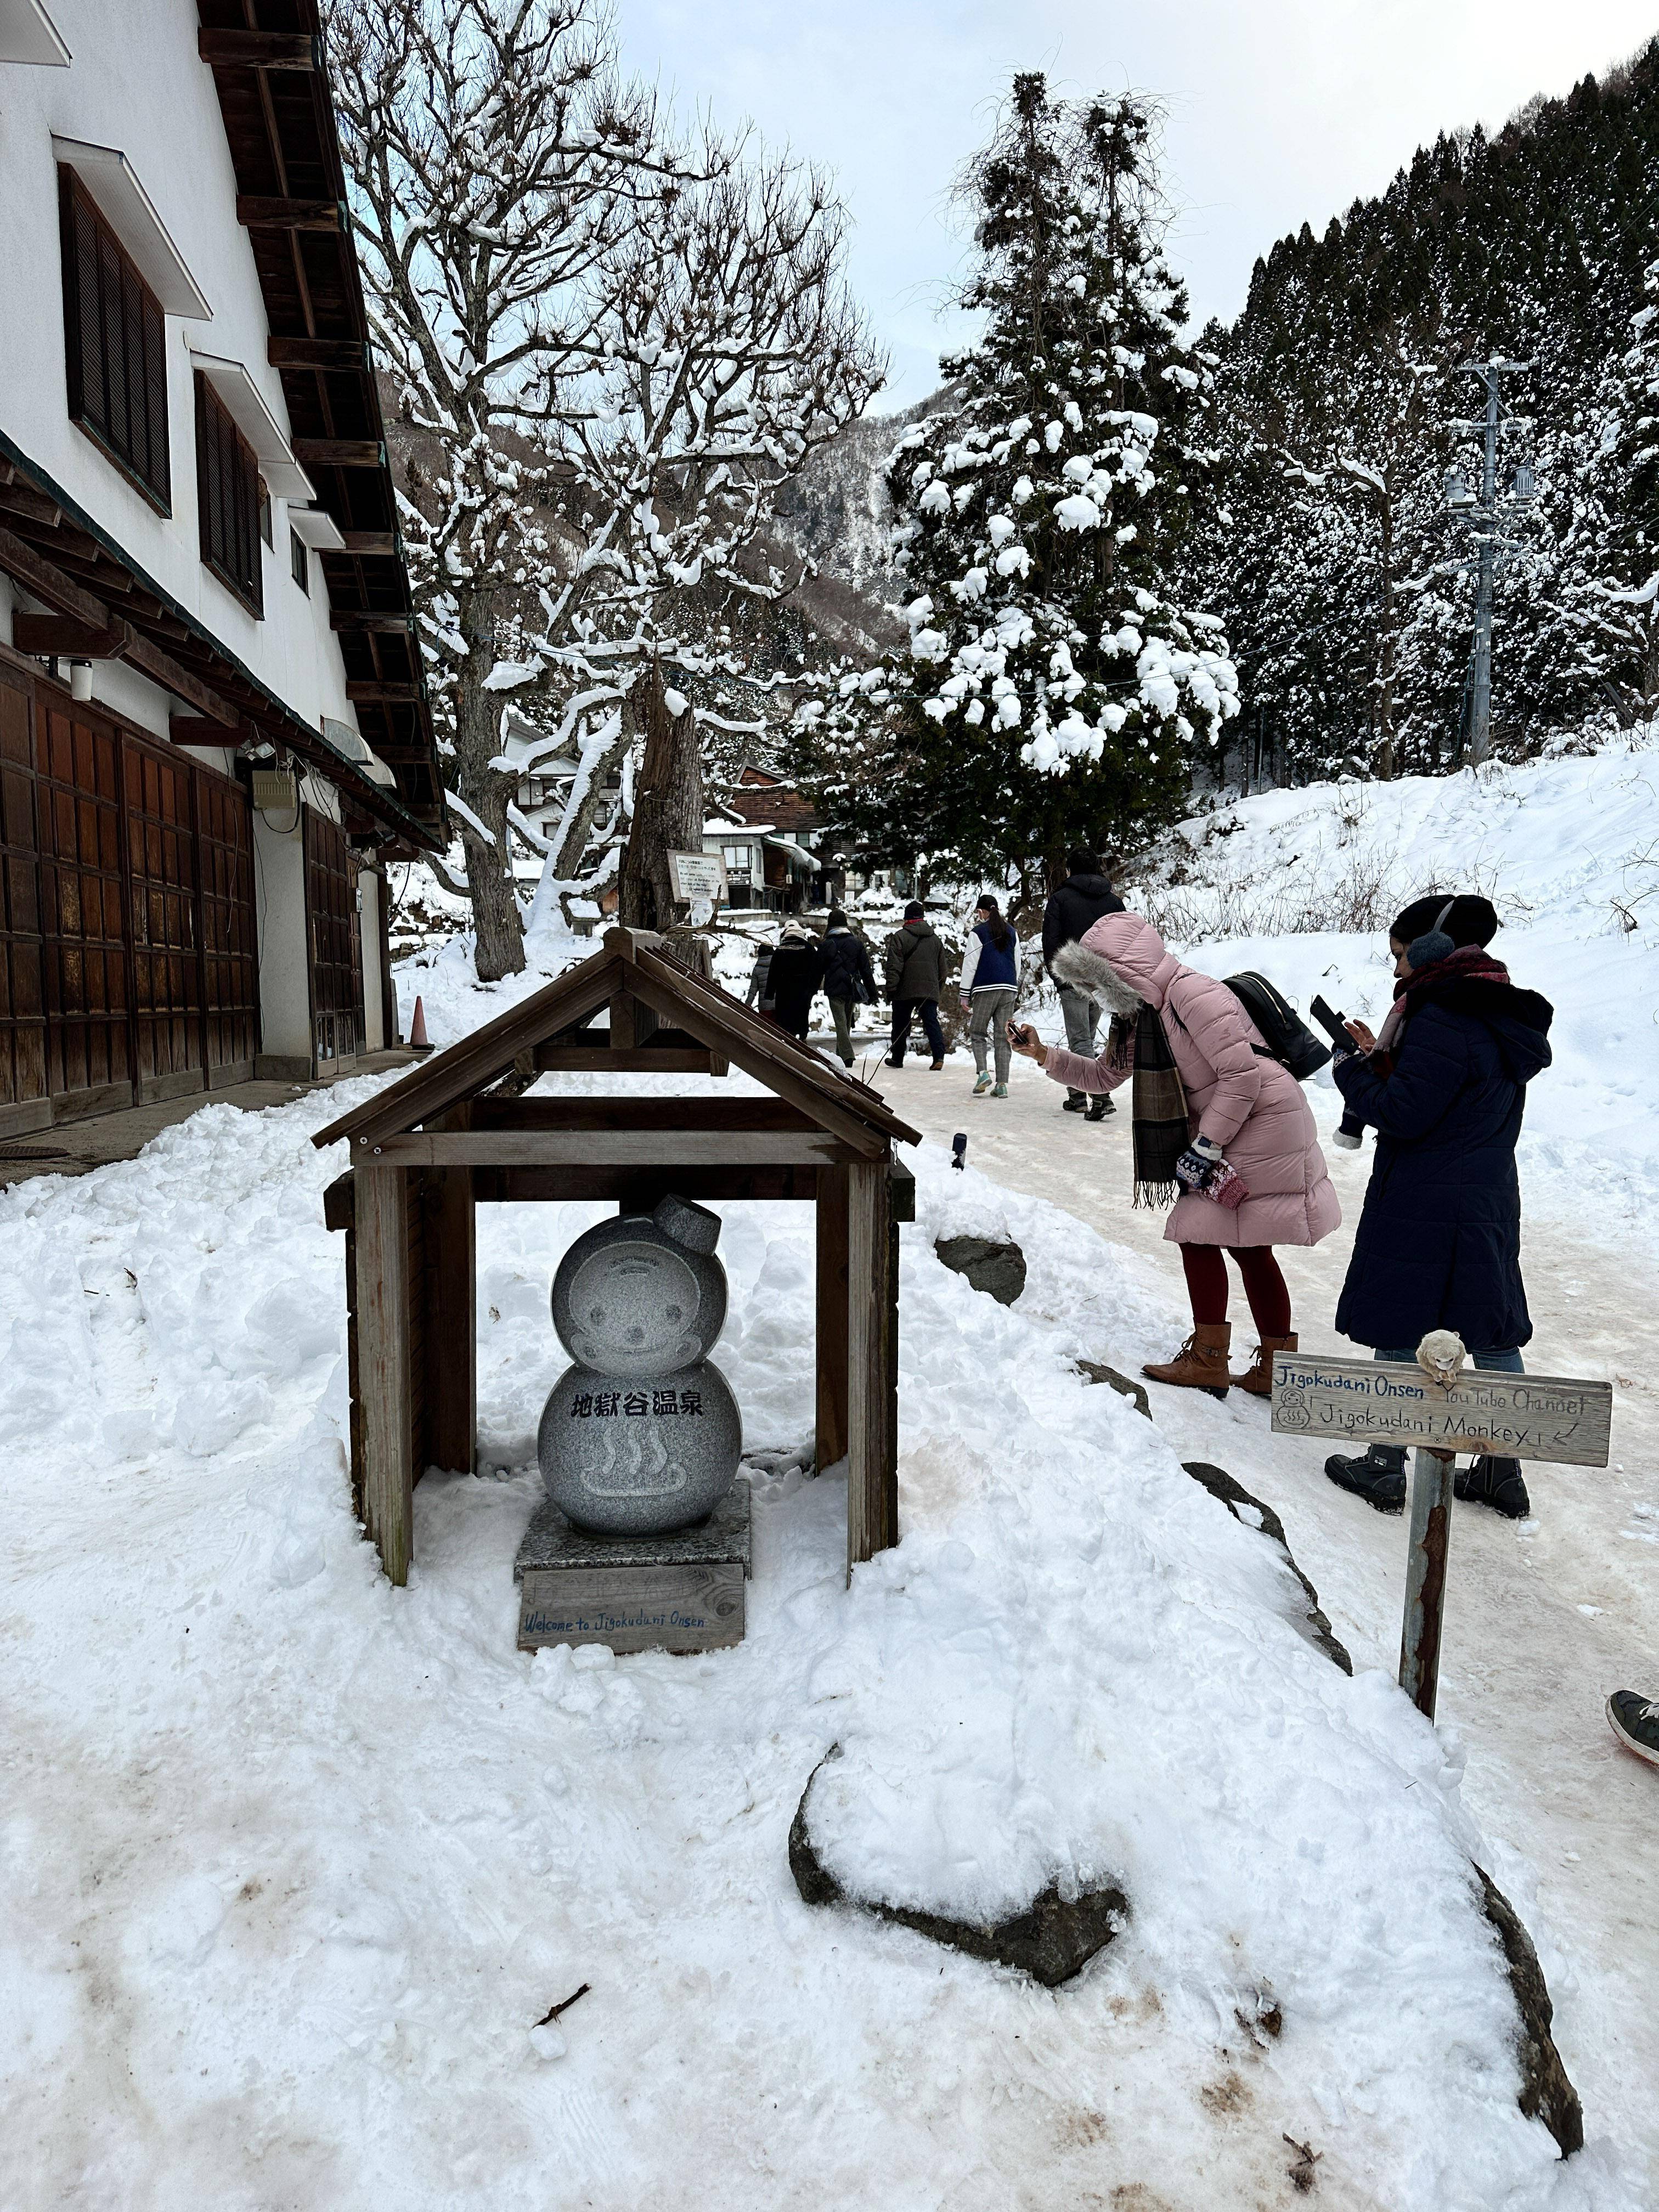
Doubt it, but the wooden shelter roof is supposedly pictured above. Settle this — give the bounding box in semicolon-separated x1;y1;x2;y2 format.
313;930;922;1155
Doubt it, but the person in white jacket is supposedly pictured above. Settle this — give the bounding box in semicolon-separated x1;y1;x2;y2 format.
957;895;1020;1096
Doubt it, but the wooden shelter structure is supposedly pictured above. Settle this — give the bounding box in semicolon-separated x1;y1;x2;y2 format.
314;928;921;1589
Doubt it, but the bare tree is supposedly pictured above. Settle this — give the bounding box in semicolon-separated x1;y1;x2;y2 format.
330;0;881;979
329;0;678;977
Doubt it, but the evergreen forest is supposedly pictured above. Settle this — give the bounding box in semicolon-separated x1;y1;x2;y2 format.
1192;41;1659;788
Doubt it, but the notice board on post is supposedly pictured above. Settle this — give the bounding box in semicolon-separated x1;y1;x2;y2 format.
1269;1353;1612;1466
667;850;729;908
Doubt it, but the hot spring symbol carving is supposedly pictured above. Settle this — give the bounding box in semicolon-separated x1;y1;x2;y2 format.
537;1194;743;1536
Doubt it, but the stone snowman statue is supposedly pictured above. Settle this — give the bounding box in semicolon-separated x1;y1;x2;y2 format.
537;1193;742;1537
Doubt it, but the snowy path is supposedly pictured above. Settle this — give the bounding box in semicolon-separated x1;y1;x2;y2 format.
869;1043;1659;2184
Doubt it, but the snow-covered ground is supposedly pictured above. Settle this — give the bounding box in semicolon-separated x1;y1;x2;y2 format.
2;736;1654;2208
0;1075;1624;2210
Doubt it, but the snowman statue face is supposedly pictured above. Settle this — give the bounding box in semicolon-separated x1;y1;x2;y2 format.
565;1241;704;1373
541;1195;740;1536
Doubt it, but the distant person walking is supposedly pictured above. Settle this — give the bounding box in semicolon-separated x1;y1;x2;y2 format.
1042;847;1124;1120
1322;895;1554;1517
819;909;877;1068
743;939;775;1020
958;894;1020;1097
765;921;825;1042
883;900;947;1070
1009;911;1340;1395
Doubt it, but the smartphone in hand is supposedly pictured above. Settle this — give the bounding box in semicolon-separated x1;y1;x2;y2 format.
1007;1021;1034;1047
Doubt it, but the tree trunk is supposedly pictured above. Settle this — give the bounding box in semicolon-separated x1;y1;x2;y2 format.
1374;494;1398;782
618;662;702;932
452;582;526;981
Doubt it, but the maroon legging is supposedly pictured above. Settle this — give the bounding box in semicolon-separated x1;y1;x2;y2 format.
1180;1244;1292;1337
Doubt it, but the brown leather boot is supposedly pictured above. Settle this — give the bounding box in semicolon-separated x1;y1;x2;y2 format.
1142;1322;1231;1399
1232;1333;1297;1396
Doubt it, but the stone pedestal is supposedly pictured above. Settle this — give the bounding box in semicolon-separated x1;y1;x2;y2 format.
514;1477;752;1655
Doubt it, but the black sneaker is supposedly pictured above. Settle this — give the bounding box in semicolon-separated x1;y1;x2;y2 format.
1085;1096;1115;1121
1606;1690;1659;1768
1324;1443;1407;1513
1062;1094;1087;1113
1454;1455;1531;1519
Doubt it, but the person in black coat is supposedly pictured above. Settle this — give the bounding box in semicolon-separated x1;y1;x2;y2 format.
819;910;877;1067
1323;894;1553;1517
1041;848;1125;1117
765;922;826;1040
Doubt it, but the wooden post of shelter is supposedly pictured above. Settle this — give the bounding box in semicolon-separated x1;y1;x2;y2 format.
355;1163;415;1585
815;1163;850;1472
423;1118;477;1479
847;1158;898;1571
312;926;920;1596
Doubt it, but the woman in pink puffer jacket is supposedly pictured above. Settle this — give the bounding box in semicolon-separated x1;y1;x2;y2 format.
1011;911;1340;1396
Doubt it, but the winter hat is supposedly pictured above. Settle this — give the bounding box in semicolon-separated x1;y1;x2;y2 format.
827;908;849;929
904;899;926;919
1390;893;1498;951
779;920;810;942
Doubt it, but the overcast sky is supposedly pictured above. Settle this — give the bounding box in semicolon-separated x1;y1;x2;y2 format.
618;0;1659;410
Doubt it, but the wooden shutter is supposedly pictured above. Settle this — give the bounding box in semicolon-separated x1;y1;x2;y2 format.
194;374;263;617
57;168;170;511
0;670;48;1133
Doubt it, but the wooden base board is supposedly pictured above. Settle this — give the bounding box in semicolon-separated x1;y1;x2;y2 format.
514;1479;752;1655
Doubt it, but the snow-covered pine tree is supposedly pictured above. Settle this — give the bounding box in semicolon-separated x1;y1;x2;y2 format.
1543;254;1659;723
805;77;1237;901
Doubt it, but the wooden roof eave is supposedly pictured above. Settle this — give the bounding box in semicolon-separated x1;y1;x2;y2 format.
0;430;442;848
195;0;443;832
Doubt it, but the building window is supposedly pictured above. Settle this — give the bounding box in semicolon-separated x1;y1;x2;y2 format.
290;527;308;594
722;844;753;877
195;372;264;617
259;480;273;549
58;167;171;512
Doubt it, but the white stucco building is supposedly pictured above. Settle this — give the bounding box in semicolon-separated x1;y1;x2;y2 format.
0;0;444;1133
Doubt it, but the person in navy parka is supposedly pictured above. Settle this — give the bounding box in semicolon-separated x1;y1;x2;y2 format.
1322;894;1554;1518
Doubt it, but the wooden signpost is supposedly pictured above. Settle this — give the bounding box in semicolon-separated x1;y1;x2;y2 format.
1270;1351;1613;1721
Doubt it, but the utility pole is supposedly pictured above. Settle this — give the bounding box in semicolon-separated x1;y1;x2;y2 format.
1443;361;1535;766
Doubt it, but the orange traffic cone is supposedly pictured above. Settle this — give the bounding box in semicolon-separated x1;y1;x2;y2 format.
409;994;433;1054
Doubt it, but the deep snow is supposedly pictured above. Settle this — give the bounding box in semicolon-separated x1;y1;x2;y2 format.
4;737;1655;2209
0;1071;1627;2210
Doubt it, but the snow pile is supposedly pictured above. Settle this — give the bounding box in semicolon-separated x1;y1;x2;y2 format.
0;1077;1622;2208
1140;736;1659;1234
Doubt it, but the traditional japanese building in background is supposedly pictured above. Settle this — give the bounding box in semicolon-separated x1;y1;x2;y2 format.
0;0;445;1136
704;766;840;914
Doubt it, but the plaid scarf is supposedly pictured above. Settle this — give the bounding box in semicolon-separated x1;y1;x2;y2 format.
1107;1006;1189;1208
1372;945;1511;1072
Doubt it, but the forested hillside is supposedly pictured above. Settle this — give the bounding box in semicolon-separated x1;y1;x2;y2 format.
1192;41;1659;786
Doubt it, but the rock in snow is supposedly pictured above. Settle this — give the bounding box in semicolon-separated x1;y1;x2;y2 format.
789;1748;1128;1986
1475;1867;1585;2159
1182;1459;1354;1674
933;1231;1028;1304
1077;1357;1153;1417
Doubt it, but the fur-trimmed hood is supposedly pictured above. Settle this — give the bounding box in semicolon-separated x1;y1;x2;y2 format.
1051;913;1180;1014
